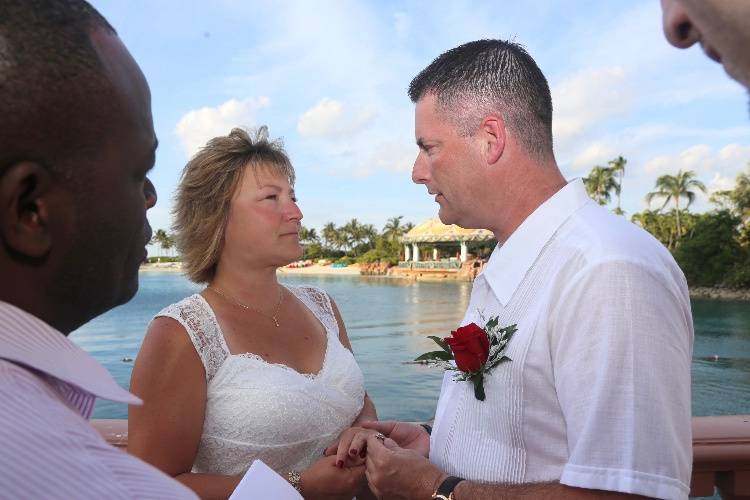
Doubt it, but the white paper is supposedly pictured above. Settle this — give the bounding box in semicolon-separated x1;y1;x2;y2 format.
229;459;303;500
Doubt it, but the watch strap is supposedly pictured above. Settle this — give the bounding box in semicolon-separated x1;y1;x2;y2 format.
432;475;464;500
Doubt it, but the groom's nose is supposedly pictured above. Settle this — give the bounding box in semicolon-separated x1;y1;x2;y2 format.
412;153;430;185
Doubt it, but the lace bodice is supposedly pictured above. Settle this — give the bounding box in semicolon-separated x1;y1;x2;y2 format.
155;285;366;476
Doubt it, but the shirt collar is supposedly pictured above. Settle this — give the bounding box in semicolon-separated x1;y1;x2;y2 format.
0;301;140;405
479;178;591;306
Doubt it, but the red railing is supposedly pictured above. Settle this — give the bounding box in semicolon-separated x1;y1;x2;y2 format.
92;415;750;498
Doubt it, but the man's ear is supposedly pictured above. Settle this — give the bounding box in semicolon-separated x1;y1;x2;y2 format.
0;161;55;258
480;116;506;165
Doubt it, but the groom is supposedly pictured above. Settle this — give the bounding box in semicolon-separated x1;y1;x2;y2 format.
363;40;693;499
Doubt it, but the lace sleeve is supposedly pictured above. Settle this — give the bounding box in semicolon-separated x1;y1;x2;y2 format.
288;286;339;340
154;295;229;383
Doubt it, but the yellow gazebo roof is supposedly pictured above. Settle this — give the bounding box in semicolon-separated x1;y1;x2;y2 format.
401;217;494;243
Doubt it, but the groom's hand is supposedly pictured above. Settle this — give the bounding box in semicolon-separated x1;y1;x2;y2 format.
360;420;430;457
364;434;444;500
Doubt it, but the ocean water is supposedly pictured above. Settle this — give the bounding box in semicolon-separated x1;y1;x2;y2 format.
70;271;750;421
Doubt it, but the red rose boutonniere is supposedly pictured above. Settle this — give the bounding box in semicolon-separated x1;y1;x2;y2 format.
415;315;517;401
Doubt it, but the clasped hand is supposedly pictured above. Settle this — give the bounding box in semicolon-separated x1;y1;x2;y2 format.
325;421;440;499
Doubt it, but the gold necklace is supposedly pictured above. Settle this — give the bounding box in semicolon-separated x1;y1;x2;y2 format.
208;285;285;327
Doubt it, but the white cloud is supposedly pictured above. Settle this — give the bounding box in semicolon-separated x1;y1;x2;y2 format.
640;143;750;210
297;98;375;139
643;144;750;178
552;66;632;143
571;142;617;171
351;140;416;177
175;97;270;158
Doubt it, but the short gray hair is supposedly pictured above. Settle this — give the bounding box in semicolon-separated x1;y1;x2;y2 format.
409;39;553;160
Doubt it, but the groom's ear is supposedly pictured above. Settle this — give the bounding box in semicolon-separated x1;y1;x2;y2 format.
479;116;505;166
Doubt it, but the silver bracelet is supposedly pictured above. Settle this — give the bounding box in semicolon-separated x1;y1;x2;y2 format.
287;470;302;492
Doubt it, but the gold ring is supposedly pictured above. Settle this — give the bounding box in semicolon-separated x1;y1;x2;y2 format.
375;432;386;442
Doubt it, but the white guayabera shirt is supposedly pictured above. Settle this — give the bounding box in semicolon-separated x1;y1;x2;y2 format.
430;179;693;500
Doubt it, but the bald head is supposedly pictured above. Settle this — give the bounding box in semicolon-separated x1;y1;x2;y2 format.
0;1;158;332
0;0;117;179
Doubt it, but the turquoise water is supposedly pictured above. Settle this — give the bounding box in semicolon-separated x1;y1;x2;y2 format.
70;271;750;420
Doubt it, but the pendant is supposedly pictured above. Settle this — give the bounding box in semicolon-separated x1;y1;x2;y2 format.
272;316;280;327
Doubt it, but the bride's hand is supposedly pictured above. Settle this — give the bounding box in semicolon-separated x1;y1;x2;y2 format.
324;426;381;468
360;421;431;457
300;454;366;500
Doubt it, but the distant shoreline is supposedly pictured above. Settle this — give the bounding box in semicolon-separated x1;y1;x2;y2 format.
140;263;750;301
140;262;361;276
689;287;750;302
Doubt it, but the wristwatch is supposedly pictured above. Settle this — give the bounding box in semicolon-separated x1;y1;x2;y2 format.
432;475;464;500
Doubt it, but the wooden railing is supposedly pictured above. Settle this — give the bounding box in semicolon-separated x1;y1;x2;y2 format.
93;415;750;498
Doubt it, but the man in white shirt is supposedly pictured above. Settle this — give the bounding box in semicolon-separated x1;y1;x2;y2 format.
362;39;693;500
0;1;196;497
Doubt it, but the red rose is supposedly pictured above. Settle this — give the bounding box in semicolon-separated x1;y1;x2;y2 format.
444;323;490;373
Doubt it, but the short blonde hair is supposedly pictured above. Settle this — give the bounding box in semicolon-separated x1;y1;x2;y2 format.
172;126;295;283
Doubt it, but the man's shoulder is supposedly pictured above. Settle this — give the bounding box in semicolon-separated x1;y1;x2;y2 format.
561;202;673;264
0;359;98;442
0;360;196;498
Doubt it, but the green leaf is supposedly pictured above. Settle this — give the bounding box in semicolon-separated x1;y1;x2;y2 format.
427;335;452;355
486;355;512;371
414;350;452;362
485;317;499;331
472;374;486;401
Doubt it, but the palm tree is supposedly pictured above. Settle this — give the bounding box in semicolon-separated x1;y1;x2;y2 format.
322;222;340;251
734;166;750;219
299;225;319;245
583;165;617;205
645;169;707;240
609;156;627;214
150;229;169;258
383;216;408;241
163;233;175;257
712;164;750;220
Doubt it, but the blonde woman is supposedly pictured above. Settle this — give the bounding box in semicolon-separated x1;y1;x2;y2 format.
128;127;377;499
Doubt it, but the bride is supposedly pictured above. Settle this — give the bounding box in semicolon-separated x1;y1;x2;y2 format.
128;127;377;499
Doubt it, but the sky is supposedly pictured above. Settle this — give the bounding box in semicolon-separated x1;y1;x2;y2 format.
92;0;750;240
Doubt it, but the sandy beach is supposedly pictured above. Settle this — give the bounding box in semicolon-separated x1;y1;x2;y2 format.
277;263;361;275
141;261;362;276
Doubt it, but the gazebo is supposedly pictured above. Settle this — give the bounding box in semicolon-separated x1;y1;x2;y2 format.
400;217;494;263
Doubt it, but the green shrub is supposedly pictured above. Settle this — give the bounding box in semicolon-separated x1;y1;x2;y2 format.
357;248;398;265
334;256;356;266
146;256;181;263
674;210;743;287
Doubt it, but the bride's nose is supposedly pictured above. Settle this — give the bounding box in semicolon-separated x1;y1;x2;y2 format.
286;201;303;222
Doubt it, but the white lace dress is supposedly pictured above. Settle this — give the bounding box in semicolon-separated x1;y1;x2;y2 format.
155;285;366;476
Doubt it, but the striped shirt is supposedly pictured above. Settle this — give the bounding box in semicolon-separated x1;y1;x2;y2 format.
0;301;197;499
